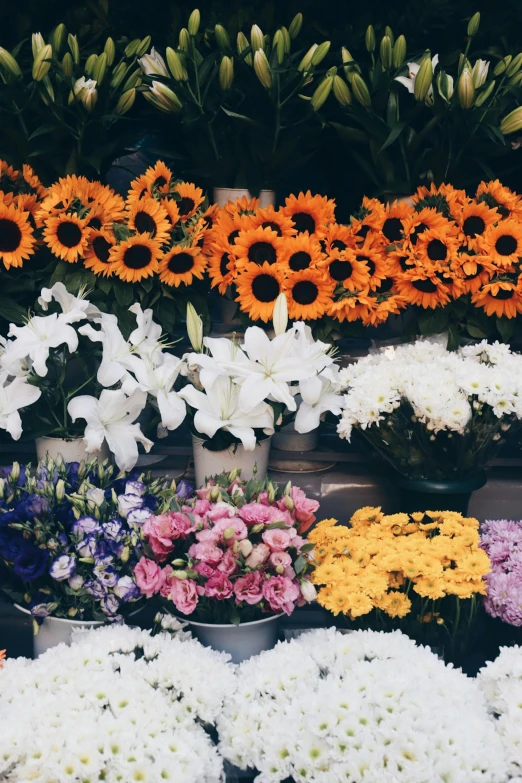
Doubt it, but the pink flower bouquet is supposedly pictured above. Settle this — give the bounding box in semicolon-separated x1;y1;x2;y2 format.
133;471;319;624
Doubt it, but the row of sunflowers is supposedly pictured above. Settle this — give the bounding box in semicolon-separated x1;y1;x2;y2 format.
1;160;522;339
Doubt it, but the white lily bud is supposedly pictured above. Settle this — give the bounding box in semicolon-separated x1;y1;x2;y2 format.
471;58;489;88
186;302;203;352
272;292;288;336
138;47;169;78
32;33;45;57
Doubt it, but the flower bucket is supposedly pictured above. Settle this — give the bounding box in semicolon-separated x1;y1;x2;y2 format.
192;435;271;487
394;471;487;515
186;614;282;663
272;421;318;453
15;605;104;658
212;187;276;208
35;436;110;464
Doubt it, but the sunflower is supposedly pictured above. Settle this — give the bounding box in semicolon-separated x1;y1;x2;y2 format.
126;196;171;242
0;201;36;268
358;292;408;326
249;205;296;238
483;220;522;266
233;226;284;270
318;222;356;254
377;200;413;244
126;173;151;207
414;227;460;269
353;245;390;291
86;182;125;222
455;200;498;249
279;233;323;275
161;198;181;228
472;278;522;318
235;262;285;322
109;235;162;283
327;292;368;323
200;203;219;231
285;268;335;320
319;248;371;292
143;160;173;196
402;207;452;247
172;182;205;222
281;191;328;235
476;180;522;219
45;174;92;208
36;189;76;220
222;195;259;216
13;194;43;230
0;161;19;196
22;164;47;199
187;216;213;253
159;245;207;287
43;213;89;263
212;211;255;247
457;252;496;294
83;230;115;276
412;182;467;219
208;239;237;294
396;269;451;309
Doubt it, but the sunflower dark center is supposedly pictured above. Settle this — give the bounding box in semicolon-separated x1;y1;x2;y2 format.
154;176;167;188
203;215;214;229
292;280;319;305
427;239;448;261
375;277;394;294
399;256;411;271
178;196;195;216
220;252;231;277
289;251;311;271
56;220;82;248
251;273;280;302
88;217;102;230
331;239;347;251
382;217;403;242
357;255;374;275
491;287;514;300
123;244;152;269
292;211;316;234
248;241;277;265
168;252;194;274
463;215;486;237
412;278;438;293
261;221;282;236
0;218;22;252
411;222;428;244
495;234;518;256
356;225;370;239
134;211;156;234
329;259;353;281
92;235;111;263
228;230;240;244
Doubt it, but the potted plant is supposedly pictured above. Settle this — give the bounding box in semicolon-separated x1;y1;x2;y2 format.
0;456;191;655
337;337;522;512
133;470;319;662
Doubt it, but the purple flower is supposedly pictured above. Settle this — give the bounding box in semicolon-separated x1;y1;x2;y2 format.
117;494;144;518
127;507;153;527
106;539;125;558
113;576;141;602
84;579;107;598
101;593;120;616
49;554;77;581
101;519;123;540
13;545;49;582
0;532;27;561
76;535;98;558
86;488;105;507
68;573;84;590
94;539;112;564
125;481;146;497
176;480;194;500
18;495;49;520
72;517;100;536
93;565;118;588
1;464;27;486
30;602;53;619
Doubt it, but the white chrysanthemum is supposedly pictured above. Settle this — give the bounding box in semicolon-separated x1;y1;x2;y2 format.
0;625;234;783
218;628;506;783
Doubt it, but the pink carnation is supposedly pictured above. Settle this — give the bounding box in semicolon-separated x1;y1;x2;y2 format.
217;548;239;576
238;503;273;526
262;528;293;552
170;577;199;615
270;551;292;570
262;575;300;615
245;543;271;569
188;540;224;565
196;529;219;543
134;557;165;598
205;571;234;600
192;499;212;516
291;487;319;534
234;571;265;605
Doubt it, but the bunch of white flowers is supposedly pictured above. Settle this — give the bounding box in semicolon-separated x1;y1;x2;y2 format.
218;628;506;783
0;625;234;783
478;645;522;781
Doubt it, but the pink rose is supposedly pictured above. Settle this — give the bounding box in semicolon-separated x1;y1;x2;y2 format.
212;517;248;544
170;577;199;615
238;503;273;526
234;571;265;605
262;528;293;552
204;571;234;600
291;487;319;534
262;575;300;615
206;502;237;522
270;551;292;570
134;557;165;598
245;543;271;569
194;562;216;578
217;548;239;576
188;541;224;565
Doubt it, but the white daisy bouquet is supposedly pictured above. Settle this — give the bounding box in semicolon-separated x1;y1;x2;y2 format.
337;336;522;479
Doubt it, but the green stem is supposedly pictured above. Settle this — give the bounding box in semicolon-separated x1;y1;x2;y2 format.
192;40;202;106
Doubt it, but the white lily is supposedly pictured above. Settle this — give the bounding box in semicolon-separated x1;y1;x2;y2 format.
292;322;335;371
68;389;153;472
128;303;163;361
121;353;187;436
73;77;98;110
295;367;345;434
472;59;490;88
38;282;101;322
178;375;274;450
79;314;144;387
0;371;41;440
138;47;169;78
395;54;439;100
184;336;250;390
2;313;79;378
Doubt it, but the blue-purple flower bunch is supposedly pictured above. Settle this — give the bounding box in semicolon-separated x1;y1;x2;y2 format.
0;456;193;624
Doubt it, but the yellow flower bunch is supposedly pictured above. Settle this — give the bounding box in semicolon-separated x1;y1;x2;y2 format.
309;507;491;621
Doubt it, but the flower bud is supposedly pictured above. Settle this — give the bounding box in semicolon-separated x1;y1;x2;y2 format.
298;44;318;73
506;52;522;78
172;569;188;579
93;51;108;86
474;79;495;107
51;23;66;54
179;28;191;52
273;292;288;336
32;33;46;57
125;38;140;58
0;47;22;79
365;25;376;53
120;546;130;563
55;479;65;501
311;40;331;67
349;72;371;107
136;36;152;58
111;61;127;88
223;526;236;541
0;479;4;499
412;52;432;102
254;49;272;89
311;75;333;111
281;26;291;54
273;30;285;66
115;87;136;115
188;9;201;37
509;71;522;87
166;47;187;81
123;67;142;91
68;606;78;617
275;565;285;574
85;53;98;76
301;580;317;602
380;35;393;70
251;523;265;534
61;52;73;77
215;24;230;52
458;66;475;109
104;37;116;66
436;70;454;102
471;58;489;88
284;495;294;511
251;24;264;53
390;35;406;70
500;106;522;135
68;34;80;65
332;74;352;106
238;539;253;558
186;302;204;351
237;31;253;65
467;11;480;37
209;487;221;501
145;81;183;112
267;482;277;504
385;26;395;46
288;12;303;39
33;44;53;82
494;56;511;77
171;559;185;567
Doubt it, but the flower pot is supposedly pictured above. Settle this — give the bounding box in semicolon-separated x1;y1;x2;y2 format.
272;421;318;452
393;471;487;515
15;604;104;657
35;436;110;464
192;435;271;487
213;187;276;209
186;614;281;663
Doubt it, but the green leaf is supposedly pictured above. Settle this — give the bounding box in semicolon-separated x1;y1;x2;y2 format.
113;280;134;307
417;309;449;336
28;123;58;141
447;323;460;351
294;554;306;575
496;316;515;343
467;324;487;338
0;297;28;324
379;121;406;153
330;122;367;144
221;107;261;127
299;542;315;554
266;522;291;530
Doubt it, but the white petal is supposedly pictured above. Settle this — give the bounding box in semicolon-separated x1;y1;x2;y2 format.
178;385;213;412
226;425;256;450
298;376;323;405
4;411;23;440
294;402;321;434
238;375;274;413
243;326;271;362
67;395;101;427
157;390;186;431
193;409;224;440
395;76;415;93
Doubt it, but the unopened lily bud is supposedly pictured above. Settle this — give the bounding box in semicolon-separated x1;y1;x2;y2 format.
273;292;288;336
273;30;285;65
251;24;264;53
392;35;406;69
494;56;511;77
436;70;454;102
172;569;188;579
471;58;489;88
179;28;191;52
500;106;522;135
93;51;108;85
56;479;65;501
349;72;371;107
123;68;141;91
68;33;80;64
209;487;221;501
311;75;333;111
145;81;182;112
311;40;331;67
385;26;395;46
85;53;98;76
120;546;130;563
67;606;78;617
32;33;45;57
51;23;66;54
413;53;433;102
111;61;127;88
281;26;291;53
506;52;522;78
509;71;522;87
333;74;352;106
215;24;230;52
458;66;475;108
188;9;201;37
166;47;187;81
0;47;22;78
288;12;303;39
474;79;495;106
365;25;376;53
115;87;136;115
104;37;116;66
251;523;265;534
380;35;393;70
136;36;152;58
33;44;53;82
227;467;240;482
238;539;253;558
301;580;317;602
467;11;480;37
186;302;204;351
298;43;318;73
61;52;73;77
254;49;272;88
125;38;140;58
237;31;252;65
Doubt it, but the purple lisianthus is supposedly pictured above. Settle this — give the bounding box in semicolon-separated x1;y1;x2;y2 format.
76;535;98;558
127;507;153;527
176;480;194;500
118;493;144;518
1;464;27;486
84;579;107;598
49;554;77;581
86;488;105;507
13;545;49;582
72;516;100;536
94;539;112;564
125;481;146;497
93;565;118;588
101;593;120;616
106;539;125;558
113;576;141;602
0;532;27;560
18;494;49;520
101;519;123;540
68;573;84;590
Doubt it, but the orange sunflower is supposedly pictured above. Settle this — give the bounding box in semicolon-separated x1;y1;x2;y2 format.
211;211;254;247
159;245;207;287
249;205;296;238
222;194;260;216
396;269;451;309
319;248;371;292
0;201;36;268
143;160;173;196
414;228;460;268
281;191;328;236
233;226;284;270
235;262;285;322
200;203;219;231
402;207;452;247
279;233;323;275
353;245;390;291
13;194;42;230
412;182;467;219
472;278;522;318
476;180;522;219
285;268;335;320
127;196;171;242
161;198;181;228
84;230;115;276
356;292;407;326
22;163;47;199
457;252;496;294
482;220;522;267
126;173;151;207
350;196;387;244
208;239;237;294
109;236;162;283
327;292;368;323
43;213;89;263
172;182;205;222
455;200;498;249
378;200;413;244
318;222;356;254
